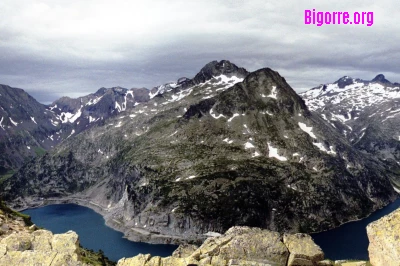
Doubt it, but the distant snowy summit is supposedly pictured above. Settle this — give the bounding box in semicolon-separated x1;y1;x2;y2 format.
301;74;400;112
300;73;400;167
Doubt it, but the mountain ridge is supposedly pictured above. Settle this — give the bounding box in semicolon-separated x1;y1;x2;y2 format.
0;60;248;178
2;62;399;245
300;73;400;184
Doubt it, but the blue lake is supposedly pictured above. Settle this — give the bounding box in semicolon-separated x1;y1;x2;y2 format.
312;197;400;260
23;204;177;262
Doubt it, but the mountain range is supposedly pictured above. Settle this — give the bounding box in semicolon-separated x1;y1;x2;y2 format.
301;74;400;188
0;60;399;244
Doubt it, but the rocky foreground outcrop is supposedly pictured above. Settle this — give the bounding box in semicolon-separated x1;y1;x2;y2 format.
367;207;400;266
0;200;84;265
0;230;85;266
117;226;329;266
0;201;115;266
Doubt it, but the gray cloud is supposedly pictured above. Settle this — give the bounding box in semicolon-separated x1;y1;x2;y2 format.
0;0;399;103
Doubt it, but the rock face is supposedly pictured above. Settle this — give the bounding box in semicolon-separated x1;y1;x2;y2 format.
0;229;84;266
283;233;324;266
116;226;325;266
0;200;116;266
367;207;400;266
0;84;60;176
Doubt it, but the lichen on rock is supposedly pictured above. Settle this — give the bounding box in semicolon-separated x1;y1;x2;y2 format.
116;226;326;266
283;233;324;266
367;207;400;266
0;229;84;266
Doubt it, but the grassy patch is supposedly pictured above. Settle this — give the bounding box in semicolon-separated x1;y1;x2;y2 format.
79;247;116;266
34;146;47;157
0;170;16;184
0;200;33;226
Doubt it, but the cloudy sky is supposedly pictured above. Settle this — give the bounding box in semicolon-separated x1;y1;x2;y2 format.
0;0;398;103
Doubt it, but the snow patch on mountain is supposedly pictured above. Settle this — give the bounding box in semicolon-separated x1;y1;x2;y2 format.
86;96;103;106
267;86;278;99
298;122;316;139
223;138;233;144
228;113;240;122
313;142;337;155
302;80;400;112
30;117;37;124
66;129;75;139
210;108;225;119
267;143;287;161
9;117;18;126
168;88;193;103
244;142;255;149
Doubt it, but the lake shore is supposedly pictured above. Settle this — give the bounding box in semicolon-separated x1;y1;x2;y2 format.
15;196;206;246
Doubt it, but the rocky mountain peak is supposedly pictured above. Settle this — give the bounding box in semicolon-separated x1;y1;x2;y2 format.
192;60;249;84
95;87;108;95
371;74;391;84
241;67;308;113
94;86;128;96
177;77;190;84
334;76;354;88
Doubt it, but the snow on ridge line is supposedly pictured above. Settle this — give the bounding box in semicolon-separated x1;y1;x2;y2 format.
267;142;287;161
213;75;244;85
149;82;179;99
302;82;400;113
0;117;4;130
126;90;134;98
298;122;316;139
